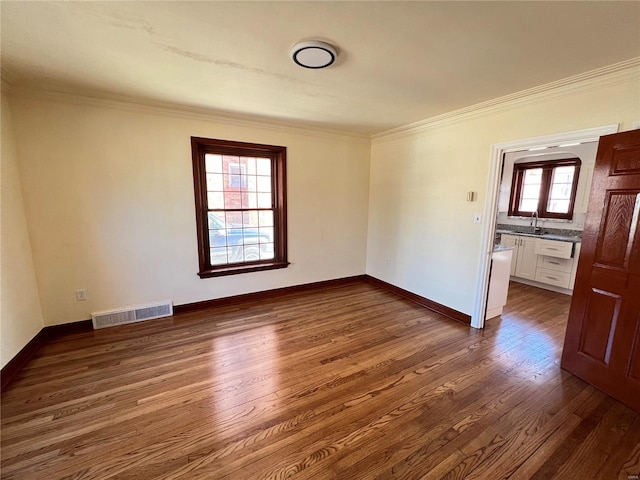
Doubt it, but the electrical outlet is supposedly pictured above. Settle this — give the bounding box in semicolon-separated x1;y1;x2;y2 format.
385;258;392;266
75;289;87;301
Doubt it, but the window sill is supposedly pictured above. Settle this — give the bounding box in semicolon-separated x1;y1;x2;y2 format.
198;261;290;278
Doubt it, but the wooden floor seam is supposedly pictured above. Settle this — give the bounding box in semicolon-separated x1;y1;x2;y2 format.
1;281;639;479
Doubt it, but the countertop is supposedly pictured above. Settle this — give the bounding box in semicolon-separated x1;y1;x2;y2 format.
496;229;582;244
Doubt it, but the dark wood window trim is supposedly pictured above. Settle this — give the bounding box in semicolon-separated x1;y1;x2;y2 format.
508;157;581;220
191;137;289;278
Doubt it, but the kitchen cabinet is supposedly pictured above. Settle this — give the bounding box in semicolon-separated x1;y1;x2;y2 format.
500;234;537;280
499;234;518;275
501;233;582;292
486;247;513;319
535;238;573;259
535;267;572;289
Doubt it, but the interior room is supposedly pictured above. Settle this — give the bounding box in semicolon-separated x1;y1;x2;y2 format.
2;1;640;479
484;141;598;323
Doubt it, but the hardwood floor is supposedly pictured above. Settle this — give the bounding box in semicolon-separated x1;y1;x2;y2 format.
2;280;639;479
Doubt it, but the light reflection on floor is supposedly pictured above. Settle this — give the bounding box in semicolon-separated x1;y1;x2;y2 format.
210;324;281;424
485;282;571;382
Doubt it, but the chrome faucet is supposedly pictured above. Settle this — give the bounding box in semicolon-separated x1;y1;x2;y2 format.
530;210;541;234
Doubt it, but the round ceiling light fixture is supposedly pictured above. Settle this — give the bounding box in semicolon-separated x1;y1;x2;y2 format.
290;41;337;69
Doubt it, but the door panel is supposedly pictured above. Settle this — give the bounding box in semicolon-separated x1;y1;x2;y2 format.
627;309;640;381
612;145;640;174
594;191;640;268
578;288;621;364
562;129;640;413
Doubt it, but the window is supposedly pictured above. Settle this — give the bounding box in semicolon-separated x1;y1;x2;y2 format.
508;157;581;219
191;137;288;278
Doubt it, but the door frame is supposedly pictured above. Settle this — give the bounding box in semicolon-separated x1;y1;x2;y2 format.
470;124;619;329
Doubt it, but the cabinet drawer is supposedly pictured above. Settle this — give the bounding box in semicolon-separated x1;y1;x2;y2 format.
535;268;571;289
535;239;573;259
537;255;573;273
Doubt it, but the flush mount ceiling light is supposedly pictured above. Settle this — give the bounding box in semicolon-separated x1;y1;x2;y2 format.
290;41;337;69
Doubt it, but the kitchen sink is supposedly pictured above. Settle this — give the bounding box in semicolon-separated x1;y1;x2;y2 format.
513;230;543;235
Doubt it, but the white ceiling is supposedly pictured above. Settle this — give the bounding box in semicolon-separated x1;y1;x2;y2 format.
2;1;639;136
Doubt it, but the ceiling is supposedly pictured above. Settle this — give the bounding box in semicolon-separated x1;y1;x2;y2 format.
2;1;639;136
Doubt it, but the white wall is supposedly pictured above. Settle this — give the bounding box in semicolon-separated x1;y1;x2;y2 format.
1;95;44;368
367;70;640;316
8;96;371;326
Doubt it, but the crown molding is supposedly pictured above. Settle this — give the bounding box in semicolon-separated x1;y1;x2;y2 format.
372;57;640;143
6;57;638;144
6;86;370;143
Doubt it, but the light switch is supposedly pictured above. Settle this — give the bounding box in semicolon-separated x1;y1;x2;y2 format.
474;213;482;224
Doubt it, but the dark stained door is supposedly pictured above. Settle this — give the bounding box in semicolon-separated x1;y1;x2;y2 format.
561;129;640;413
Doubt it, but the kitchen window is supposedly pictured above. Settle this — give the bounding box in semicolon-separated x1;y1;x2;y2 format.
508;157;581;220
191;137;288;278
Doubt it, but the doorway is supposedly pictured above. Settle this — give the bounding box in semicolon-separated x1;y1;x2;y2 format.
471;124;619;329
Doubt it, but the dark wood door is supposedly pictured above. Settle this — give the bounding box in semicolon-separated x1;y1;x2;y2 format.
561;129;640;413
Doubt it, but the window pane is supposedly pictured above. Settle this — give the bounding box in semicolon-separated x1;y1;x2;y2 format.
225;211;243;227
257;193;272;208
259;210;274;227
242;210;259;227
550;183;572;200
517;167;542;212
207;212;226;230
207;192;224;209
242;211;261;245
243;192;257;209
257;176;271;193
210;247;228;265
205;154;223;173
522;184;540;199
208;228;228;247
260;244;275;260
224;192;242;209
548;199;570;213
523;168;542;184
243;230;260;245
246;157;257;175
552;166;575;185
227;246;242;263
547;166;575;213
243;245;261;262
256;158;271;176
259;227;274;243
520;199;538;212
206;173;223;191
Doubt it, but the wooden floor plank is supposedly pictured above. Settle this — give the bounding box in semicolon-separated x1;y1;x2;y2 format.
2;281;638;479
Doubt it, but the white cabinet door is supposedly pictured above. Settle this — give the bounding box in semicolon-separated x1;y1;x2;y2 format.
486;249;513;319
515;237;538;280
500;234;519;276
